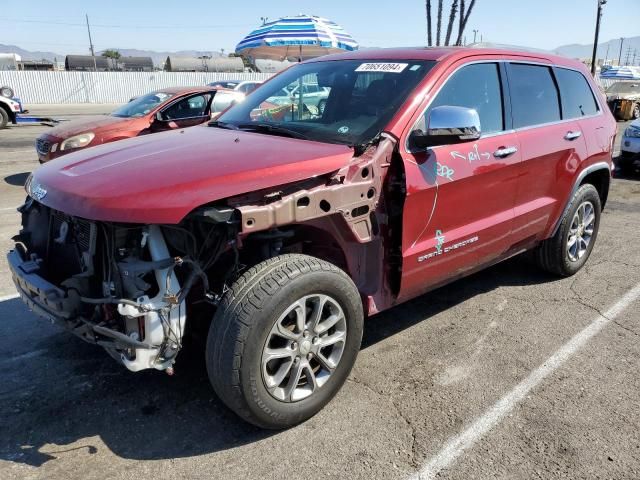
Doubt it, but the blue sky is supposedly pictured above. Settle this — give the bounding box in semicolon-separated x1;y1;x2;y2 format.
2;0;638;54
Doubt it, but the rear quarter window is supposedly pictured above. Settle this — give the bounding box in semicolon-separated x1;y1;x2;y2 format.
508;63;561;128
554;68;599;118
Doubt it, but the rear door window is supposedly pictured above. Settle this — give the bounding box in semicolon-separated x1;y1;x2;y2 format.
422;63;504;134
554;68;599;118
508;64;561;128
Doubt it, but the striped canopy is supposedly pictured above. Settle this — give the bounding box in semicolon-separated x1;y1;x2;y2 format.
600;66;640;80
235;15;358;61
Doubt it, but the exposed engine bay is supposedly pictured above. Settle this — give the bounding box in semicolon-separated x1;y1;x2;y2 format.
10;198;238;372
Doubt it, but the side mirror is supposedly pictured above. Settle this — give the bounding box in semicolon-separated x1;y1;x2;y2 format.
154;111;164;122
410;106;481;149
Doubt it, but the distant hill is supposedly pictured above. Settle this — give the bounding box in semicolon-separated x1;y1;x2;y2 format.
0;44;223;67
554;36;640;64
0;43;64;62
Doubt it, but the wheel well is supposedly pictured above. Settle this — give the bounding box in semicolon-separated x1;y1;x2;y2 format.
283;225;349;273
0;102;15;123
580;168;610;209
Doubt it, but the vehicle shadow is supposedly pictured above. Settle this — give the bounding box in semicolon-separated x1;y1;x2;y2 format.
4;172;31;187
0;255;556;467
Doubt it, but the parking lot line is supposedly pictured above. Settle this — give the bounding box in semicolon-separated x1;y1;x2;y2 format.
410;282;640;480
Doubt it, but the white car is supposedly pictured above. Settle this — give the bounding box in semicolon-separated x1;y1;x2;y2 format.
619;119;640;173
209;81;264;116
267;83;331;113
0;86;24;128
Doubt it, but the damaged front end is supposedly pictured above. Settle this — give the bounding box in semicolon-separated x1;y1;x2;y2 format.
8;198;235;372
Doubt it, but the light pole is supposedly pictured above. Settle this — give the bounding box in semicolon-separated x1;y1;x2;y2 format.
473;29;478;43
590;0;606;75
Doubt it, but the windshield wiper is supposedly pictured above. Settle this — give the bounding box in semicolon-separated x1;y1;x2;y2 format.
236;123;310;140
208;120;239;129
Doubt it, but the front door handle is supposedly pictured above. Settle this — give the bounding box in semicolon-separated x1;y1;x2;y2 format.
564;131;582;141
493;146;518;158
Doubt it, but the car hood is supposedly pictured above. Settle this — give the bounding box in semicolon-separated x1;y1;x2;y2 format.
44;115;132;139
629;118;640;130
31;125;354;224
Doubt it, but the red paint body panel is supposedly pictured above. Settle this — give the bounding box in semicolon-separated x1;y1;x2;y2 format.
34;126;353;224
37;86;218;162
27;47;617;315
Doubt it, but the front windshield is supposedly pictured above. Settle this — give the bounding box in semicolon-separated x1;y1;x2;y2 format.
111;92;175;118
217;60;435;145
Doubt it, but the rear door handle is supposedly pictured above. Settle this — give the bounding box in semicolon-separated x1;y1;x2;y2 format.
493;146;518;158
564;131;582;141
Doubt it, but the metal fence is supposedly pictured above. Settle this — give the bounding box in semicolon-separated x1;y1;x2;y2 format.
0;71;273;104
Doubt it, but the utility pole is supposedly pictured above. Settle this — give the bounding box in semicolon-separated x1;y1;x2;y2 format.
624;45;632;66
590;0;606;75
604;43;610;65
618;37;624;66
85;14;97;71
633;49;637;66
473;29;478;43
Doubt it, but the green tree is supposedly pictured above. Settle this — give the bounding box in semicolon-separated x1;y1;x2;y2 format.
101;49;121;60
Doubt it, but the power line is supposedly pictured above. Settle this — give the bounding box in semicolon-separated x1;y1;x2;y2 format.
4;17;254;30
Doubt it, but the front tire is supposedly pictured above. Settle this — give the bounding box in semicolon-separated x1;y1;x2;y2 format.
206;254;363;429
534;184;601;276
0;107;8;129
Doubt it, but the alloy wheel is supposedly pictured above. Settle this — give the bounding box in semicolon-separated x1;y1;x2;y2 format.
567;201;596;262
261;294;347;402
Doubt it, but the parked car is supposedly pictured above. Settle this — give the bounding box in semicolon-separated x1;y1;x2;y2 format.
8;47;615;429
267;83;331;114
207;80;242;89
619;118;640;173
35;87;218;162
205;81;264;117
0;85;27;128
605;82;640;120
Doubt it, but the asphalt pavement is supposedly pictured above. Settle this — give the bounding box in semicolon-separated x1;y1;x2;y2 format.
0;105;639;480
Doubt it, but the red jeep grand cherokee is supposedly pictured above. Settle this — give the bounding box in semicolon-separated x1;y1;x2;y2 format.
35;86;218;163
9;47;616;428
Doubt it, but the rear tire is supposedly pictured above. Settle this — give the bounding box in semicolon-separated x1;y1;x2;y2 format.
534;184;601;277
0;86;14;98
0;108;9;129
206;254;363;429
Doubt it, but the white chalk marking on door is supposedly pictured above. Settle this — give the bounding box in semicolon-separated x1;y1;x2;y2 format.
410;282;640;480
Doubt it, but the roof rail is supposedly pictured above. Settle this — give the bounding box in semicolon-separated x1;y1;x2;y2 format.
467;42;555;55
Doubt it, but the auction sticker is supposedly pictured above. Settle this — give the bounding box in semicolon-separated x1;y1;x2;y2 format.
355;62;408;73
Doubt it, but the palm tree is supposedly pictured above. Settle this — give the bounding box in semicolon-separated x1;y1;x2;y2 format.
426;1;433;46
458;0;465;45
455;0;477;46
101;49;121;60
436;0;443;46
444;0;459;46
